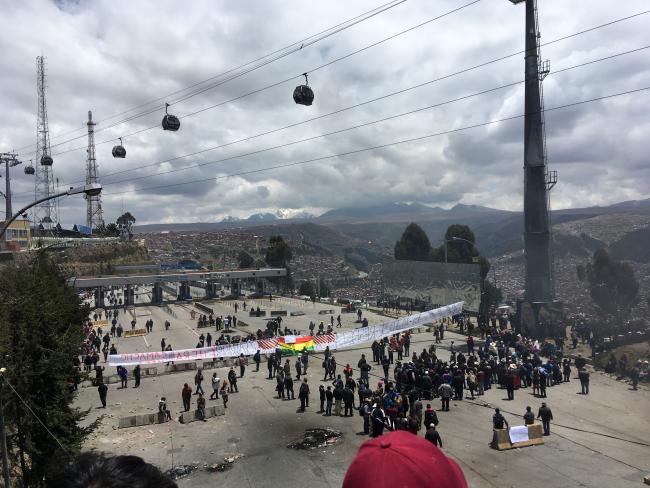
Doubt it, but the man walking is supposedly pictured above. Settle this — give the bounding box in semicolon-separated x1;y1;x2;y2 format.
578;368;590;395
210;373;220;400
425;424;443;447
97;381;108;408
537;402;553;436
194;369;205;395
133;364;141;388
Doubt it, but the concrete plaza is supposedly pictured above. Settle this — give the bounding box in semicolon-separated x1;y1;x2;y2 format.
76;295;650;487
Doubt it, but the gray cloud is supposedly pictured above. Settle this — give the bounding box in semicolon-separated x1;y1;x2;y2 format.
1;0;648;225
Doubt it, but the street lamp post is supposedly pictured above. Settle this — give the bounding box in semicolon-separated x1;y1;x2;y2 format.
0;183;102;242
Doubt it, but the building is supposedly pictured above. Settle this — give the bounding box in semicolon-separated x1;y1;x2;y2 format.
1;219;31;251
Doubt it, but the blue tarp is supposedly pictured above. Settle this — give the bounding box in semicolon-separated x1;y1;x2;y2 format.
73;224;93;235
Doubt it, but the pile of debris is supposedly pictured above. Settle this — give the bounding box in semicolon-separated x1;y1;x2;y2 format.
287;428;342;450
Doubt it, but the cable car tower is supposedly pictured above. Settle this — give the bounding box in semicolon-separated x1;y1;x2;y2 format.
509;0;559;336
85;110;104;229
34;55;57;231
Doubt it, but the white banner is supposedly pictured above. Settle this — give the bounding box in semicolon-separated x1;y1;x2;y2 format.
108;302;463;366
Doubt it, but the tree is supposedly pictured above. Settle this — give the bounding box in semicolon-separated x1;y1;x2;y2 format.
394;223;432;261
116;212;136;239
237;251;255;269
318;278;331;298
299;281;316;297
585;248;639;333
0;258;97;485
481;280;503;316
265;236;292;267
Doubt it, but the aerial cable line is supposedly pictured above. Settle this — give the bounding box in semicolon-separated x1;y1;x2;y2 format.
107;85;650;196
25;7;648;166
101;45;650;187
10;0;407;153
45;43;649;191
18;0;482;158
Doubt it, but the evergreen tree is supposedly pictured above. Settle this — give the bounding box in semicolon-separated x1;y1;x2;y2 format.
265;236;292;267
0;258;97;486
585;248;639;332
394;223;432;261
237;250;254;269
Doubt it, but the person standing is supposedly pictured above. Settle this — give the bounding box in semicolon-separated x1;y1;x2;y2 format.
425;424;443;447
578;368;590;395
537;402;553;436
194;369;205;395
343;386;355;417
371;404;386;438
267;353;275;379
210;373;220;400
523;406;535;425
492;408;508;429
319;385;326;413
333;385;343;416
228;368;238;393
504;367;515;401
133;364;141;388
118;366;128;389
220;382;229;408
253;350;261;372
562;359;571;382
182;383;192;412
324;386;334;416
284;374;295;400
298;378;310;412
196;394;207;421
97;381;108;408
438;383;452;412
238;354;246;378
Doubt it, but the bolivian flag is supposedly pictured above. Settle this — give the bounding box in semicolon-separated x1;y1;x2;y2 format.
278;335;315;355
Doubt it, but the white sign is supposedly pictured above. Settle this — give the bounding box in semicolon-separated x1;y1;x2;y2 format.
509;425;530;444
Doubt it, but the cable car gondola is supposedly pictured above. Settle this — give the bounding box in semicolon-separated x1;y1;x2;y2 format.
293;73;314;106
40;155;53;166
112;137;126;158
162;102;180;131
24;161;35;175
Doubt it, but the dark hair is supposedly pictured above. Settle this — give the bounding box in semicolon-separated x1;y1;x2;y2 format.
46;452;177;488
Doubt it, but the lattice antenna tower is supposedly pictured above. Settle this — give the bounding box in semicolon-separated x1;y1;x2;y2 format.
34;55;57;230
85;110;104;228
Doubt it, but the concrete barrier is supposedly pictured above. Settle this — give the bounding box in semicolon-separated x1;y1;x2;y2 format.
118;412;167;429
290;311;305;316
178;405;226;424
124;329;147;338
270;310;287;317
237;320;249;327
195;303;214;315
249;310;267;317
318;309;335;315
491;423;544;450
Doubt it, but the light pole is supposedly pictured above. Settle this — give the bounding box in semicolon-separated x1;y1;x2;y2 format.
0;183;102;242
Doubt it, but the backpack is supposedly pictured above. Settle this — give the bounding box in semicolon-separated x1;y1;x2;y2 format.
358;404;365;417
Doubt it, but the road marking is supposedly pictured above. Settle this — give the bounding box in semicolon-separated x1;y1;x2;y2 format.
142;335;150;348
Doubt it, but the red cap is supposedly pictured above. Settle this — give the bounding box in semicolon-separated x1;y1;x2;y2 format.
343;431;468;488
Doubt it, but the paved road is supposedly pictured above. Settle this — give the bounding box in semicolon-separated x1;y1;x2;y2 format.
79;297;650;487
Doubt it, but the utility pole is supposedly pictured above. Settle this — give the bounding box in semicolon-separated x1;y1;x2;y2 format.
508;0;554;304
0;153;22;219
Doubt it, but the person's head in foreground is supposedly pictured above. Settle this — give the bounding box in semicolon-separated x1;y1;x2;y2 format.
45;452;177;488
343;431;468;488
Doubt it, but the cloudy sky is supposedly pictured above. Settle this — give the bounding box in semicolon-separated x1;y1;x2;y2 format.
1;0;649;226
